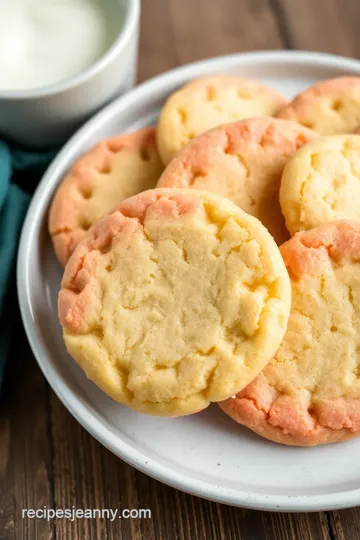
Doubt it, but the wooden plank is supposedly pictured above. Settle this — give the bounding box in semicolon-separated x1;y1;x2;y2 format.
263;512;331;540
138;0;179;82
169;0;283;65
276;0;360;58
0;325;53;540
328;509;360;540
50;394;108;540
139;0;284;83
99;432;145;540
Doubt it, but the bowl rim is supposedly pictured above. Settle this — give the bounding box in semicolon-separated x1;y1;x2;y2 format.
0;0;140;100
17;50;360;512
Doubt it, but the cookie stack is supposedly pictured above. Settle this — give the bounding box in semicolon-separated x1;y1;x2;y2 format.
49;75;360;447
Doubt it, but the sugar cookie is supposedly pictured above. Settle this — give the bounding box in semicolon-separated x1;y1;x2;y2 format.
157;118;318;244
220;221;360;446
59;188;291;417
49;128;163;266
157;76;288;165
280;135;360;235
277;77;360;134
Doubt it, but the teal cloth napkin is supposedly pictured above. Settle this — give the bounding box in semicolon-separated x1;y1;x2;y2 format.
0;141;56;389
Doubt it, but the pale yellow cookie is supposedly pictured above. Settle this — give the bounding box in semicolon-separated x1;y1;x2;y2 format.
157;76;288;165
220;221;360;446
158;118;318;244
58;188;291;417
277;77;360;134
280;134;360;235
49;128;164;266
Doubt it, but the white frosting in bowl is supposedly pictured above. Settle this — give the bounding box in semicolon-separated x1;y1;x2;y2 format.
0;0;117;91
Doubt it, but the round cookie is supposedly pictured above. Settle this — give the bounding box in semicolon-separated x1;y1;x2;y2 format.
58;188;291;417
280;134;360;236
219;221;360;446
157;118;318;244
277;77;360;134
157;76;288;165
49;127;164;266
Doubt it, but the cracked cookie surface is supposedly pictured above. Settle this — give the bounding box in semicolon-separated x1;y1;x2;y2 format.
58;188;291;417
219;220;360;446
280;135;360;235
49;127;164;267
156;76;288;165
158;118;318;244
277;77;360;134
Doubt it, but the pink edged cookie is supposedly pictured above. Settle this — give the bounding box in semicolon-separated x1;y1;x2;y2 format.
157;117;318;244
58;188;291;417
49;127;164;266
277;77;360;135
156;76;289;165
219;220;360;446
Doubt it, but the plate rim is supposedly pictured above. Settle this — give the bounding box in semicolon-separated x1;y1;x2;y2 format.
17;50;360;512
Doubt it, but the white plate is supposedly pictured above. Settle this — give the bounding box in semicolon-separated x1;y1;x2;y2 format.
17;51;360;512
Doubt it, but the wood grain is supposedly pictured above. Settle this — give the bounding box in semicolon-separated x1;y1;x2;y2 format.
276;0;360;58
329;509;360;540
168;0;283;65
138;0;284;82
138;0;179;81
1;1;360;539
0;321;53;540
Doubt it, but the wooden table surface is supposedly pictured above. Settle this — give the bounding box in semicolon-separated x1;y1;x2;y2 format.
2;1;360;539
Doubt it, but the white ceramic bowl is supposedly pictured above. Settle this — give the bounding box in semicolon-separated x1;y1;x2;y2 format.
0;0;139;148
17;51;360;511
